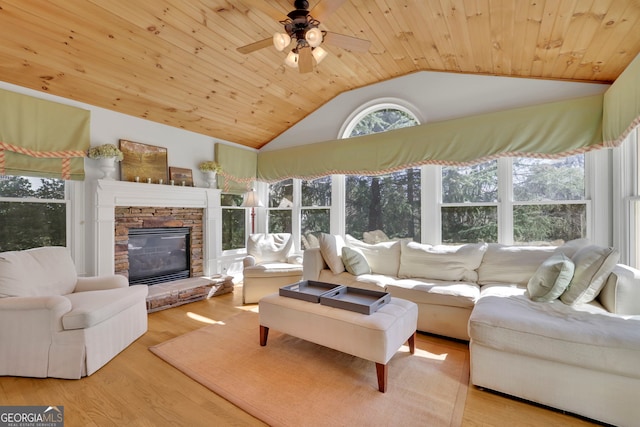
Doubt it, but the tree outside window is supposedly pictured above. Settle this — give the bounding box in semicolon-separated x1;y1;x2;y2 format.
221;193;246;250
0;176;67;251
441;161;498;243
344;107;421;241
301;176;330;249
268;179;293;233
512;155;586;244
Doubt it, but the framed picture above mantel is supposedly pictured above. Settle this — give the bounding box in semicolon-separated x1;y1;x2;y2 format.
169;167;194;187
119;139;168;183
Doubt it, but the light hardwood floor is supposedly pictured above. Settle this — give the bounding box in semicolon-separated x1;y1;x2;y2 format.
0;285;601;426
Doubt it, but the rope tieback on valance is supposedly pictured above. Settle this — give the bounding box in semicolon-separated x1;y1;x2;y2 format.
0;141;86;180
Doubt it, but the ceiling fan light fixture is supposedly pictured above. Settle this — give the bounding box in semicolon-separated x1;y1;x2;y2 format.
284;50;299;68
273;32;291;51
305;27;323;48
312;46;328;64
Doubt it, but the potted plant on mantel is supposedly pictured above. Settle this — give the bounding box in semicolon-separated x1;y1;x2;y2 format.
198;161;222;188
87;144;124;180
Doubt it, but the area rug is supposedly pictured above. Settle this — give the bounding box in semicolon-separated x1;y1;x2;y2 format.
149;311;469;427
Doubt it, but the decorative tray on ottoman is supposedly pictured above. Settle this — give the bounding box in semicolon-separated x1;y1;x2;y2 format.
279;280;345;303
320;286;391;315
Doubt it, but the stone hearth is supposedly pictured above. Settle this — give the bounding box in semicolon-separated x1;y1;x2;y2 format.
146;276;234;313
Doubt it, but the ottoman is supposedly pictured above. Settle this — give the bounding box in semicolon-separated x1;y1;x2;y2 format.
258;293;418;392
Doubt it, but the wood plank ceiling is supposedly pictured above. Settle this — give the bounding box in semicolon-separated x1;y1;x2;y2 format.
0;0;639;149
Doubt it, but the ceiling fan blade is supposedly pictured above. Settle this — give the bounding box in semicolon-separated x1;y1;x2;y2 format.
323;32;371;52
237;38;273;54
298;47;313;73
310;0;347;22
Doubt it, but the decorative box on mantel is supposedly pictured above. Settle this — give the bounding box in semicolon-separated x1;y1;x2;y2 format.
93;179;222;278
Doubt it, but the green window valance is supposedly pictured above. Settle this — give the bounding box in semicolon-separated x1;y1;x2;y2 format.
258;94;604;182
603;53;640;145
215;142;258;193
0;88;89;180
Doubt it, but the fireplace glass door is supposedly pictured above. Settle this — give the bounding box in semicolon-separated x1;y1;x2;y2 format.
128;227;191;285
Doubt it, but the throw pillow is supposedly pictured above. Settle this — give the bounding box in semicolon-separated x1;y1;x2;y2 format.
341;247;371;276
246;233;292;264
345;235;401;276
319;233;346;274
398;241;488;282
560;245;620;306
527;253;575;302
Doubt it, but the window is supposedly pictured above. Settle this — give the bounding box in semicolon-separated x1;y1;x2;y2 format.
345;170;421;241
440;155;587;245
343;104;422;241
268;179;293;233
441;161;498;243
512;155;586;244
301;177;331;249
0;175;67;251
221;193;246;251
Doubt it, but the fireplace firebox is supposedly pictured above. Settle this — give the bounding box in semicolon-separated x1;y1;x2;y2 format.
127;227;191;285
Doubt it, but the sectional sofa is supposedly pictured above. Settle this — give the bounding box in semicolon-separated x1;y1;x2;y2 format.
302;234;640;427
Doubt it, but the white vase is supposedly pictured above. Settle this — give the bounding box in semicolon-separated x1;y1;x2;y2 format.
97;157;117;180
204;171;217;188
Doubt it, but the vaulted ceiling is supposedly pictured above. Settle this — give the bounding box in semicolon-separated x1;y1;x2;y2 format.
0;0;639;149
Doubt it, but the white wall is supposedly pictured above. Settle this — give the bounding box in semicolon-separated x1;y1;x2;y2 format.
263;71;610;151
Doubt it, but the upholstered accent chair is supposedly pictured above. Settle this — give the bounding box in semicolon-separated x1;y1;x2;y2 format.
242;233;303;304
0;246;148;379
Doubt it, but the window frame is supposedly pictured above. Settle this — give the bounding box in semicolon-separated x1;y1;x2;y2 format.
0;176;72;250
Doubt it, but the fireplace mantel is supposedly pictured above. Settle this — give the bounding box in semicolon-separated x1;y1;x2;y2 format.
94;179;221;277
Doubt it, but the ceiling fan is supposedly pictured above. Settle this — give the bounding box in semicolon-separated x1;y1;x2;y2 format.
237;0;371;73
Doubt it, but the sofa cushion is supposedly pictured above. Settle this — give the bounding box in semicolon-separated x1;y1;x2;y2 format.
62;285;148;330
385;279;479;309
398;241;487;282
0;246;77;297
247;233;293;264
477;244;556;286
319;233;346;274
561;245;619;305
527;253;575;302
341;247;371;276
345;236;401;276
469;293;640;379
243;263;303;278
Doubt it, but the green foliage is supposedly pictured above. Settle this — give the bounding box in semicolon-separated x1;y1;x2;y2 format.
220;194;245;250
349;109;417;137
442;161;498;203
345;169;421;241
0;176;66;251
442;206;498;243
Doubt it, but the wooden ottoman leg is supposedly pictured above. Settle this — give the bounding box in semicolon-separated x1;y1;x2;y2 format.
375;363;388;393
260;325;269;346
408;331;416;354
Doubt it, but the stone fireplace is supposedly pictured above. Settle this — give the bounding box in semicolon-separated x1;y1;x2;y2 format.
94;180;228;310
114;208;204;284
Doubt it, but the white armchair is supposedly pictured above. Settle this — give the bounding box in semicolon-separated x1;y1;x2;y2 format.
242;233;303;304
0;246;148;379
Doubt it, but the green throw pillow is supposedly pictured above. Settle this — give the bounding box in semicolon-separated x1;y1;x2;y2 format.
341;247;371;276
527;253;575;302
561;245;619;305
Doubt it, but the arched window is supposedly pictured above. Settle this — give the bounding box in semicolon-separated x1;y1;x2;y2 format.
341;102;422;242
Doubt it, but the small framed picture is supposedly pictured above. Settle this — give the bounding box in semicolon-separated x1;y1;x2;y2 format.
169;167;194;187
